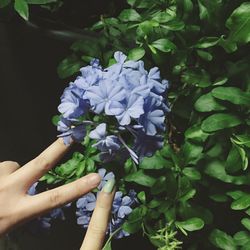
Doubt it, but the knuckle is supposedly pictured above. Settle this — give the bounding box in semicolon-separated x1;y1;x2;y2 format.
49;190;62;207
73;179;88;197
34;156;51;171
88;224;107;236
0;179;12;193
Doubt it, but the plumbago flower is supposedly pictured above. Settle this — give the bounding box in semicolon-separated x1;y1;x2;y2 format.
57;51;170;162
76;169;137;239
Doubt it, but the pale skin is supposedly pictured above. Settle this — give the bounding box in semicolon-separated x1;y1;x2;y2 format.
0;138;115;250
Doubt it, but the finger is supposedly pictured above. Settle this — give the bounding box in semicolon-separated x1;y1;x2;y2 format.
81;179;116;250
11;138;72;190
21;173;101;220
0;161;20;177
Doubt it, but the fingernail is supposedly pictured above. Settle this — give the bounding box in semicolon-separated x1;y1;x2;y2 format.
88;173;101;186
102;178;116;193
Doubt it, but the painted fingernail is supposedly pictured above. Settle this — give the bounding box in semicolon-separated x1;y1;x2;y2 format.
88;173;101;186
102;178;116;193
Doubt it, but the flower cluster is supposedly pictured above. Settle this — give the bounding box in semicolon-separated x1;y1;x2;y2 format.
76;168;137;238
57;51;169;162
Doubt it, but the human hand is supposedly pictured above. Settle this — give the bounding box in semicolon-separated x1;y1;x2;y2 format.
80;179;116;250
0;138;102;236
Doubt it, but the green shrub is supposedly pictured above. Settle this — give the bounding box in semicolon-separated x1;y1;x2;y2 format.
56;1;250;249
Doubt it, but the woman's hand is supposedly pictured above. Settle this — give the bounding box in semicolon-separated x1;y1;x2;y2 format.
0;138;102;235
80;179;115;250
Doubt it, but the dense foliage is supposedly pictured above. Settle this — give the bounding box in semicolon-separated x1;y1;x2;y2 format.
55;1;250;248
1;0;250;249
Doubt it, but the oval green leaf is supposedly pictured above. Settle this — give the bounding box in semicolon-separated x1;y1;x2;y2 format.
176;217;204;231
194;92;226;112
201;113;242;132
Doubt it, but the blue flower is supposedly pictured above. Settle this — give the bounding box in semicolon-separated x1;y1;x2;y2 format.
112;191;133;218
75;59;103;91
27;182;38;195
75;169;138;239
104;51;127;79
134;131;164;158
57;51;170;164
89;123;121;151
97;168;115;190
84;80;126;115
146;67;168;94
57;118;86;145
139;98;166;136
109;95;145;125
58;84;88;120
77;193;96;212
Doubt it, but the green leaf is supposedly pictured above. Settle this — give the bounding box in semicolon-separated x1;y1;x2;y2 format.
0;0;11;8
127;0;153;9
183;167;201;181
195;37;219;48
201;113;242;132
102;241;112;250
86;158;95;172
233;134;250;148
151;38;176;53
212;87;250;106
194;92;226;112
181;68;211;88
151;176;167;195
40;173;58;184
225;144;242;174
210;229;237;250
181;141;203;165
14;0;29;20
197;50;213;61
137;191;146;204
179;189;196;202
152;10;176;23
122;206;147;233
57;55;82;79
242;218;250;231
231;194;250;210
233;231;250;246
71;39;100;57
75;160;86;177
206;143;223;158
227;190;247;200
51;115;60;126
162;20;185;31
178;203;213;225
176;218;204;232
182;0;193;13
213;77;228;86
209;194;228;203
139;152;172;169
125;170;156;187
233;144;248;171
128;47;145;60
242;241;250;250
185;124;209;142
198;0;208;20
205;160;250;185
226;2;250;45
119;9;141;22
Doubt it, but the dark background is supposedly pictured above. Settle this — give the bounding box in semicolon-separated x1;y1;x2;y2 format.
0;13;154;250
0;21;66;164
